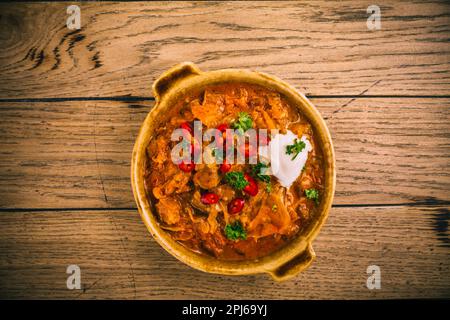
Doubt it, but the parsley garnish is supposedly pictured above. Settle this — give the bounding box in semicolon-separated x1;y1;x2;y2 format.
224;221;247;241
266;182;272;193
305;188;319;205
251;162;271;183
225;172;249;190
232;112;253;134
286;139;306;160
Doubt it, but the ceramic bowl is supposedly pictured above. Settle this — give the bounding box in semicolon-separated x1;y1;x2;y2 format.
131;62;335;281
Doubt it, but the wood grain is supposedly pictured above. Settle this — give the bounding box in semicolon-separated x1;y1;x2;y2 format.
0;1;449;300
0;98;448;208
0;99;147;208
0;206;448;299
0;1;449;98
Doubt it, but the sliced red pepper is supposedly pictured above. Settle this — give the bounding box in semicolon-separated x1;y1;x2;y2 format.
180;122;198;160
178;161;195;172
228;198;245;214
219;161;232;173
180;122;193;135
217;123;229;133
214;123;229;149
201;192;220;205
243;173;258;196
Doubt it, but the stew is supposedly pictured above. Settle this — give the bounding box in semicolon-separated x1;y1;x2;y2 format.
144;83;324;260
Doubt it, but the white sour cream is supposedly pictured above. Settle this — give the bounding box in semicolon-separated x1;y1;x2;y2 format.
258;130;312;188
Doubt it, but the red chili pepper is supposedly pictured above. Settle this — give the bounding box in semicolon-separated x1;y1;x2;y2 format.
180;122;193;135
214;124;228;149
178;162;195;172
217;123;228;133
201;192;220;205
243;173;258;196
220;161;231;173
228;198;245;214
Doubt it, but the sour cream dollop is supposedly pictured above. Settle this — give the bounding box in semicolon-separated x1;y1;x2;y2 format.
259;130;312;188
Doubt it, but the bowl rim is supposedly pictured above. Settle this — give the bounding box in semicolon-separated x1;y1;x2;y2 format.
131;62;336;281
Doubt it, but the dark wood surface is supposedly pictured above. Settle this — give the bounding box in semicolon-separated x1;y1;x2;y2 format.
0;1;448;299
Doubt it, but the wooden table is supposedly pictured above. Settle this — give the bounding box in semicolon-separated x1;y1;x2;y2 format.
0;1;449;299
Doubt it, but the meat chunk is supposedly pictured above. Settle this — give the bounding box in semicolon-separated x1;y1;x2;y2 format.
191;89;225;127
224;87;249;112
267;93;288;120
211;184;235;202
193;164;220;190
199;230;227;257
156;197;182;225
164;172;191;194
260;109;277;130
291;122;312;138
148;136;170;165
153;170;191;199
190;190;210;214
247;191;292;239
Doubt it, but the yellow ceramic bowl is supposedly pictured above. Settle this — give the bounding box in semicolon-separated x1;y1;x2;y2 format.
131;62;336;281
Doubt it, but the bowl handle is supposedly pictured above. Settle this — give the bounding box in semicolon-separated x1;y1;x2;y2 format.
152;62;202;102
267;243;316;281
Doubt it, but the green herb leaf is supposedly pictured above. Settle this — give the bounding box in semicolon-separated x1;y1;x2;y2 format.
266;182;272;193
225;172;249;190
305;188;319;205
232;112;253;134
224;221;247;241
251;162;271;183
286;139;306;160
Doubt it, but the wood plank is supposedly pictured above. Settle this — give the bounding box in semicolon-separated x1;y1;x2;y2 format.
0;98;449;208
0;99;150;208
0;1;449;98
0;206;448;299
